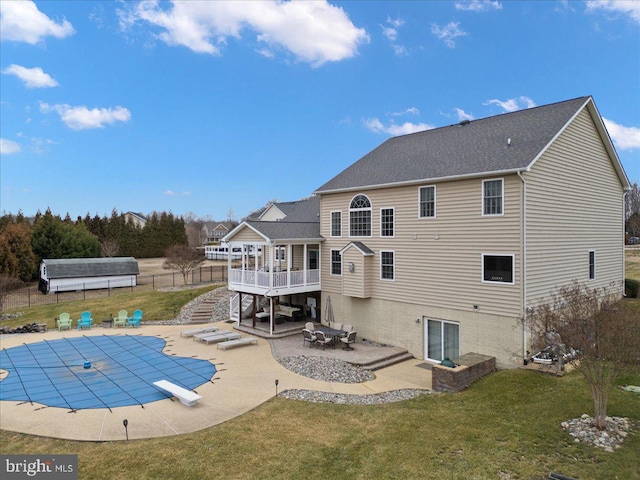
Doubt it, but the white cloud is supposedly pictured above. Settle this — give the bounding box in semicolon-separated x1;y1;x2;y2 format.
431;22;467;48
585;0;640;24
484;96;537;112
386;16;404;28
455;1;503;12
0;0;74;44
603;118;640;150
391;107;420;116
364;118;434;136
455;108;474;121
0;138;21;155
380;25;398;42
164;190;191;196
2;64;59;88
119;0;369;67
40;103;131;130
391;44;407;56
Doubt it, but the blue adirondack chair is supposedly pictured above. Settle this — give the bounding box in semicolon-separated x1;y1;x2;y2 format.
77;311;93;330
126;310;142;328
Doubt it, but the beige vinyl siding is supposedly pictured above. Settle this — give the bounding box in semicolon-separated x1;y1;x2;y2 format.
229;227;265;243
320;174;523;317
341;247;372;298
524;108;625;304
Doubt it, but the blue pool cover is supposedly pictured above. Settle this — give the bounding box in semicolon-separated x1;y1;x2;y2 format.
0;335;216;410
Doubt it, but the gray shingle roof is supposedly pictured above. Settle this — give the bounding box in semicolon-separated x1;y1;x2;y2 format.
245;221;321;241
42;257;139;279
315;97;591;193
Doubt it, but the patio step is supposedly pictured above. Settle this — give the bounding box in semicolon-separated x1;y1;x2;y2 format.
356;351;415;371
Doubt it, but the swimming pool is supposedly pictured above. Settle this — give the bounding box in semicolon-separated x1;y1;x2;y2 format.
0;335;216;410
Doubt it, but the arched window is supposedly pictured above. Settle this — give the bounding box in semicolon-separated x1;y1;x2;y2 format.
349;194;372;237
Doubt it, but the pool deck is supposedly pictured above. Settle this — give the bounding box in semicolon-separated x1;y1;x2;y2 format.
0;323;431;442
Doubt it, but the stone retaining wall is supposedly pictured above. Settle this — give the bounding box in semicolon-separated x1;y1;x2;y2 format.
432;352;496;393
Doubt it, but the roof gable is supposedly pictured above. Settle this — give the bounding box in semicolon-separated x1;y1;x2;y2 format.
339;242;374;256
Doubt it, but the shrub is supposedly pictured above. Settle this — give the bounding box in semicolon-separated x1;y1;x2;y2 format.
625;278;640;298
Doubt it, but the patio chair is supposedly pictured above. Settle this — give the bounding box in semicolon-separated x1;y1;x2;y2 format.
340;331;357;351
113;310;127;328
342;324;353;332
332;322;343;331
315;331;333;350
127;310;142;328
57;312;72;331
77;311;93;330
302;329;317;348
305;322;315;331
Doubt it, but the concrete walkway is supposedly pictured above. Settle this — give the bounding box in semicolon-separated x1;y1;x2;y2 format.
0;323;431;442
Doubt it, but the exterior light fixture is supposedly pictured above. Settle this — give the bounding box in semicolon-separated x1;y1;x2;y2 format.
348;262;355;273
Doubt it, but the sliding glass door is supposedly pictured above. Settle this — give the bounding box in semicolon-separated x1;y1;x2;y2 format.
425;319;459;362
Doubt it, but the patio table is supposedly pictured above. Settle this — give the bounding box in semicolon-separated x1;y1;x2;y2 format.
316;326;347;348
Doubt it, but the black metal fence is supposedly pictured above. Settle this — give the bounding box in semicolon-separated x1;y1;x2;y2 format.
1;265;228;312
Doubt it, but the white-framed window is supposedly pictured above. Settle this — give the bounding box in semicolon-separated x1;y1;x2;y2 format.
483;178;503;216
330;211;342;237
589;250;596;280
419;185;436;218
380;250;395;280
482;254;514;284
380;208;394;237
425;318;459;362
349;194;372;237
331;250;342;275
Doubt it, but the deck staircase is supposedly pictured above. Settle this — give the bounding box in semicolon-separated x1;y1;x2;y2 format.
229;294;255;322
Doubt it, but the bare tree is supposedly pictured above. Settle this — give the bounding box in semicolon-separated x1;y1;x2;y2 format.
0;274;23;311
528;282;639;429
163;245;204;284
100;239;119;257
625;182;640;221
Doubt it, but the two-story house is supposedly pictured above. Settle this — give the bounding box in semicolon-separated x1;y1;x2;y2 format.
315;96;630;367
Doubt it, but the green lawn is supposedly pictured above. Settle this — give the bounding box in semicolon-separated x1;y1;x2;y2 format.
0;285;219;329
626;248;640;282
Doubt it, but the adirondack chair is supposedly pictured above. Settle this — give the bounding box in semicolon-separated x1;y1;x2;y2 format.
113;310;127;328
77;311;93;330
57;312;72;331
126;309;142;328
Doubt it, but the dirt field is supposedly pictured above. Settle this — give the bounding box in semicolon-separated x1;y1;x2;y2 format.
137;258;227;276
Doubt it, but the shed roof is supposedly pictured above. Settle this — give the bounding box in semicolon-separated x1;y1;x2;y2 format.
42;257;139;279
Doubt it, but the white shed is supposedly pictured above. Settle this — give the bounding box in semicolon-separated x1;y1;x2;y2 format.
38;257;139;294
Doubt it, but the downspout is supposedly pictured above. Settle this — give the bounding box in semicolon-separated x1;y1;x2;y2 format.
517;171;528;363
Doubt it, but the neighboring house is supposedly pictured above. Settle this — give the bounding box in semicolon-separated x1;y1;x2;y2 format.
38;257;139;294
124;212;147;228
223;197;322;332
224;96;630;367
315;96;629;367
202;222;235;245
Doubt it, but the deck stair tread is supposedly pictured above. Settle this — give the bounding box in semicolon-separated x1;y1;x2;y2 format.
354;351;415;371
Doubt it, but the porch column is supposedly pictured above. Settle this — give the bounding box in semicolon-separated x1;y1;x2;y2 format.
269;243;274;290
252;294;256;328
287;244;292;287
303;244;308;286
269;297;274;335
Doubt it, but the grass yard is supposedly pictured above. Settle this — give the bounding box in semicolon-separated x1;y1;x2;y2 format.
1;368;638;480
0;285;220;329
626;248;640;282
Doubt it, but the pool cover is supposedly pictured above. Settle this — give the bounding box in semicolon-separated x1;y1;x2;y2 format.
0;335;216;410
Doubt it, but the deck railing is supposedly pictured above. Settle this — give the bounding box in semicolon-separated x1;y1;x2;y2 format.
229;268;320;291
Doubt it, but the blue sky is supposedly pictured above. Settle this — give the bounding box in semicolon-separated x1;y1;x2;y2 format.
1;0;639;221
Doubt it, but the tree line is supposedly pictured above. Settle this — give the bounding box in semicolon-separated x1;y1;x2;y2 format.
0;209;187;282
